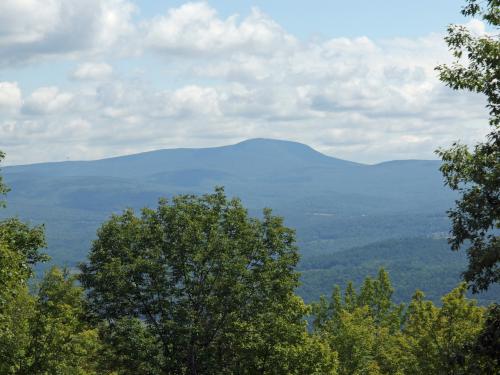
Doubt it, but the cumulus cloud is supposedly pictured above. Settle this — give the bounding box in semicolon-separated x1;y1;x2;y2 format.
144;2;296;56
0;82;22;114
0;2;491;165
0;1;60;46
22;87;73;115
72;62;114;80
0;0;136;66
166;86;221;117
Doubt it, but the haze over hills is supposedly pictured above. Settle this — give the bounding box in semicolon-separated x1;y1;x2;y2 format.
7;138;360;178
4;138;447;212
2;138;498;303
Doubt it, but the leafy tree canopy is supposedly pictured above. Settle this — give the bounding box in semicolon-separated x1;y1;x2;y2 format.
81;187;336;374
436;0;500;292
313;271;489;375
22;267;102;375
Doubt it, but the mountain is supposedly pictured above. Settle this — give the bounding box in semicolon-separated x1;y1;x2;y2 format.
2;139;498;304
6;138;358;178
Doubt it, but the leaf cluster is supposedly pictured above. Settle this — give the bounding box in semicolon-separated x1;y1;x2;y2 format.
436;0;500;292
312;272;494;375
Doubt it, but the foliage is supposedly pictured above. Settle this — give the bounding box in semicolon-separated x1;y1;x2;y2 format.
312;270;489;375
0;151;100;375
403;284;484;374
0;263;102;375
0;241;34;375
312;270;408;375
0;153;49;373
80;187;336;374
0;218;48;278
21;267;102;375
467;303;500;373
97;317;164;375
0;140;466;305
0;150;493;373
435;0;500;291
0;152;48;280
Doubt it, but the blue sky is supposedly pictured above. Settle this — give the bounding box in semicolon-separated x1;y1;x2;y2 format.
0;1;489;165
137;1;464;38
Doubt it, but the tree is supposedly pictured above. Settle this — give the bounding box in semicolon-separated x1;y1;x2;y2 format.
0;218;48;279
0;152;100;374
22;267;102;375
80;187;336;374
403;284;484;374
312;271;489;374
312;270;409;375
435;0;500;291
97;317;164;375
0;151;47;283
0;241;34;374
0;151;48;374
468;303;500;373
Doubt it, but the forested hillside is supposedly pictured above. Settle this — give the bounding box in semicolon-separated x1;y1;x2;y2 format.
1;182;498;374
3;138;495;303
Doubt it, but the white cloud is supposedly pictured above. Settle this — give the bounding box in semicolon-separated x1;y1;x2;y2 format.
465;19;487;36
167;85;221;117
23;87;73;115
0;0;136;66
144;2;296;56
0;82;22;114
0;0;60;46
72;62;113;80
0;2;492;165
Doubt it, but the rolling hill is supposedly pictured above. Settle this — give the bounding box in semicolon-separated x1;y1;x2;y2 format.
2;138;498;304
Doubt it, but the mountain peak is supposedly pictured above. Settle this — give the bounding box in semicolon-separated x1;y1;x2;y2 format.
235;138;310;147
225;138;359;168
4;138;362;178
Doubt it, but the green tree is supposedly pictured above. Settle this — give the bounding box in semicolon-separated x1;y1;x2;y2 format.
0;152;100;374
0;218;48;278
403;284;484;374
81;188;336;374
0;151;47;374
402;291;439;374
468;303;500;373
313;269;404;332
0;242;34;374
97;317;164;375
312;270;409;375
0;151;47;283
312;271;488;375
22;267;102;375
435;0;500;291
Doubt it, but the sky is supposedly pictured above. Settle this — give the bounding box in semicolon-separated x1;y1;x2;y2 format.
0;0;490;165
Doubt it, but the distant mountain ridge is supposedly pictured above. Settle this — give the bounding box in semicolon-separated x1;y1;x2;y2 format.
3;138;496;304
5;138;446;209
5;138;363;177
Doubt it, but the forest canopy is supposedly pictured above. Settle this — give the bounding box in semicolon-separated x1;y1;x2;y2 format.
0;177;498;374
